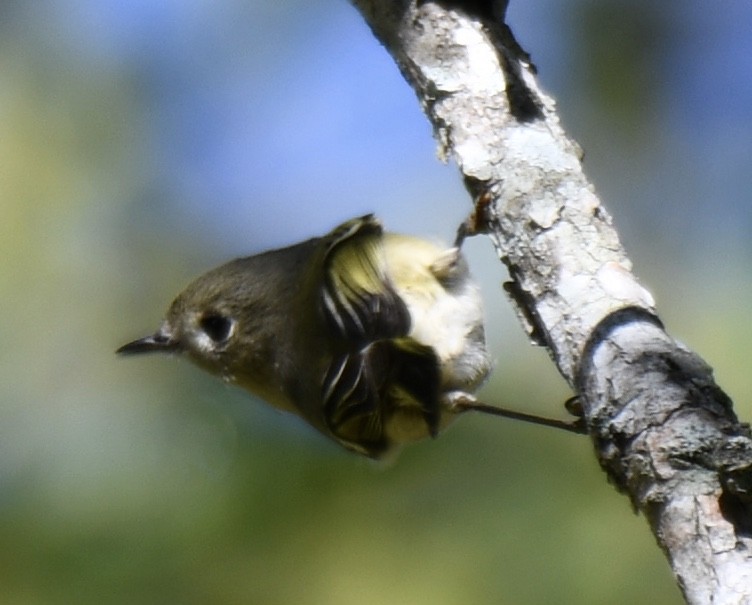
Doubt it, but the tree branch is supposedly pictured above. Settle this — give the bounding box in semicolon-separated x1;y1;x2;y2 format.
349;1;752;602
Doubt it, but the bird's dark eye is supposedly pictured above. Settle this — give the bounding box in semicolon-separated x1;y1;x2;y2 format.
199;313;234;343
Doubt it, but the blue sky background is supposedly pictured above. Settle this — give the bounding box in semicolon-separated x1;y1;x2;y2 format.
8;0;750;251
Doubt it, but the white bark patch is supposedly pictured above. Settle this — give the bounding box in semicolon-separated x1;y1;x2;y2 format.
596;261;655;309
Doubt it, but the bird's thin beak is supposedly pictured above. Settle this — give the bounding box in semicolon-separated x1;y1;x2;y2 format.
116;330;180;355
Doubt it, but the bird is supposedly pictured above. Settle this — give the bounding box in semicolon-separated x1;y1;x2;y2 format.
117;214;584;459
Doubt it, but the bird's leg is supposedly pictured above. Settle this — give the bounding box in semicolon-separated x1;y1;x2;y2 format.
447;393;587;435
454;187;494;248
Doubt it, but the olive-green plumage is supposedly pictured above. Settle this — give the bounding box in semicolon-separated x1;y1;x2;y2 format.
117;215;491;458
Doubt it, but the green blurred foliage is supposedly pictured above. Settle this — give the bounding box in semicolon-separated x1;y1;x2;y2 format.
2;1;750;604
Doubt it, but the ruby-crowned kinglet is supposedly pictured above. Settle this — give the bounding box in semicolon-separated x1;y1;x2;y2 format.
118;215;582;459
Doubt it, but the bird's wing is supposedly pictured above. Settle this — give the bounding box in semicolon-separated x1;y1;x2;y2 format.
319;214;411;344
322;339;441;458
316;216;442;457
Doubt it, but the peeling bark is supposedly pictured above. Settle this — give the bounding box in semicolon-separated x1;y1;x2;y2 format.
349;1;752;602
